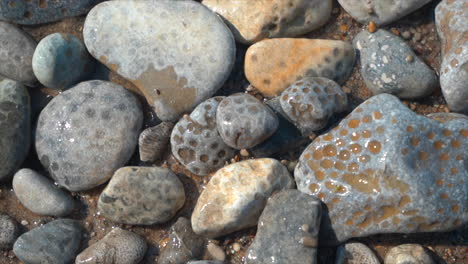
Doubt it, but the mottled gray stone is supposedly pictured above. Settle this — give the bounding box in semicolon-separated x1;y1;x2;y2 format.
158;217;206;264
295;93;467;245
354;30;437;99
436;0;468;114
280;77;348;135
32;33;95;90
385;244;435;264
13;219;81;264
216;93;279;149
335;242;380;264
0;79;30;181
171;97;234;176
0;0;103;25
245;190;321;264
98;166;185;225
139;122;174;163
13;169;75;216
338;0;432;25
192;158;293;238
76;227;147;264
0;22;36;86
0;214;19;250
35;80;143;191
83;0;235;121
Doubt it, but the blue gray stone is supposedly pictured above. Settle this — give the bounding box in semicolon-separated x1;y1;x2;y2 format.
0;214;19;250
32;33;95;90
35;80;143;191
354;29;437;99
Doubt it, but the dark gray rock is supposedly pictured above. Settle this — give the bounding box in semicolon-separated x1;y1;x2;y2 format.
13;219;82;264
13;169;75;217
216;93;279;149
139;122;174;163
335;242;380;264
171;97;235;176
0;214;19;250
158;217;206;264
354;30;437;99
98;166;185;225
0;22;36;86
32;33;95;90
385;244;435;264
35;80;143;191
0;79;30;181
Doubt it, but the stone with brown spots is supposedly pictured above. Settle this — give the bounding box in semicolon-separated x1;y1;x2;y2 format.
436;0;468;114
245;38;355;97
191;158;293;238
83;0;235;121
295;93;468;245
202;0;332;44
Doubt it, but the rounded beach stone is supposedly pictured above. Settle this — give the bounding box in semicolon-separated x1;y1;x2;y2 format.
0;214;19;250
335;242;380;264
385;244;435;264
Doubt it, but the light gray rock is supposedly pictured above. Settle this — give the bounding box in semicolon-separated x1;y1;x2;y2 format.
0;214;19;250
139;122;174;163
0;79;30;181
385;244;435;264
0;22;36;86
98;167;185;225
35;80;143;191
354;30;437;99
335;242;381;264
83;0;235;121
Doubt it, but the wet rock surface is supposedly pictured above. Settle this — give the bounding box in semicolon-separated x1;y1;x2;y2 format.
98;167;185;225
295;94;467;245
83;0;235;121
0;214;19;250
245;190;322;264
385;244;435;264
335;242;381;264
35;80;143;191
139;122;174;163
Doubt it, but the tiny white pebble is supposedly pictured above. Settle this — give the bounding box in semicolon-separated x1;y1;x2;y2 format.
240;149;249;157
208;242;226;261
301;224;310;232
21;220;29;226
233;242;241;252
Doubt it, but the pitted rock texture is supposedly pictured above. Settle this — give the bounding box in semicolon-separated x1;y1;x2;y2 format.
13;169;75;217
245;190;322;264
83;0;235;121
337;0;432;25
32;33;95;90
158;217;206;264
0;22;36;86
216;93;279;149
280;77;348;136
0;0;103;25
0;214;18;250
192;158;293;238
171;97;234;175
35;80;143;191
245;38;355;97
354;30;437;99
140;121;174;163
98;167;185;225
335;242;380;264
202;0;332;44
436;0;468;114
295;93;468;245
0;79;30;181
76;227;147;264
13;219;82;264
385;244;435;264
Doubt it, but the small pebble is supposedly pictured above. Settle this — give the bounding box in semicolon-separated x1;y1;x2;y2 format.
240;149;250;157
20;220;28;226
232;243;241;252
385;244;435;264
401;31;412;39
300;237;318;248
301;224;310;232
368;21;377;33
207;242;226;262
412;32;422;42
0;214;19;250
406;55;414;63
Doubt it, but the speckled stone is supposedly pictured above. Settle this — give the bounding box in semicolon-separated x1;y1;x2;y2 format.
139;122;174;163
13;219;82;264
354;30;437;99
192;158;293;238
32;33;95;90
337;0;432;25
216;93;279;149
158;217;206;264
83;0;235;121
280;77;348;135
245;38;355;97
35;80;143;191
245;190;321;264
13;169;75;217
385;244;435;264
98;167;185;225
171;97;235;175
335;242;380;264
0;0;103;25
0;79;30;181
295;93;468;245
0;214;19;250
436;0;468;114
0;22;36;86
76;227;147;264
202;0;332;44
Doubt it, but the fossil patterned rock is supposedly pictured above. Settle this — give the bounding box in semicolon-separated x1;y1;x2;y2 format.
335;242;380;264
295;94;467;245
139;122;174;163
